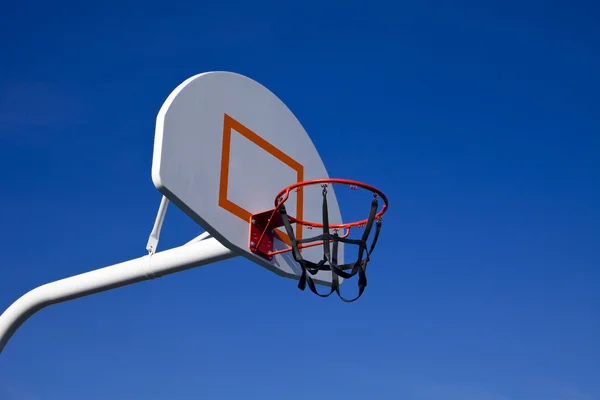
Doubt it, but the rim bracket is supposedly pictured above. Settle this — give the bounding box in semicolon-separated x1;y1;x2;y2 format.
249;209;284;261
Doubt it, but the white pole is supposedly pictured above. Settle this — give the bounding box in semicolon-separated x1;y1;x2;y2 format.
0;237;236;354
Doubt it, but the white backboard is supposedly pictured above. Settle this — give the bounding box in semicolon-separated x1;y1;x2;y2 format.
152;72;343;285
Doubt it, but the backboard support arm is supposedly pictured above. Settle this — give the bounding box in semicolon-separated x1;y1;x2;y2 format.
146;196;170;254
0;237;236;355
186;231;212;245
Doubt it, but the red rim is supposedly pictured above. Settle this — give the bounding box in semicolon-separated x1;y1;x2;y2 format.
274;178;388;230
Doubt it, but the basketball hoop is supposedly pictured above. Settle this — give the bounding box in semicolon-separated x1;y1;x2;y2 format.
249;178;389;302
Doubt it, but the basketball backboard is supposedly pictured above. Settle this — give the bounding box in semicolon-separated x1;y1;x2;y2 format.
152;72;343;285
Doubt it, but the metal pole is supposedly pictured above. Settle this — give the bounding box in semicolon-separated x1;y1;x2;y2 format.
0;237;236;354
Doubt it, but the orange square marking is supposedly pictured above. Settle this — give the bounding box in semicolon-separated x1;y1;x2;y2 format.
218;113;304;246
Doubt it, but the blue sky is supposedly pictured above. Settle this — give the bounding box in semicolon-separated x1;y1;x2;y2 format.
1;0;599;399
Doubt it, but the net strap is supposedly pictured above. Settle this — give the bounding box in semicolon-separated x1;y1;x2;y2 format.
278;186;382;302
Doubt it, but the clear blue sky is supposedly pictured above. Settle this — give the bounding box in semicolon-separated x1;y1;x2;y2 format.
1;1;599;399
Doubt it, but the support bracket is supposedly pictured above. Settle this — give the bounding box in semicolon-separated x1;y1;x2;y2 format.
249;209;284;261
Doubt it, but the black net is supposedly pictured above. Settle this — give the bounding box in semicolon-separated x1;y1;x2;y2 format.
278;185;382;302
